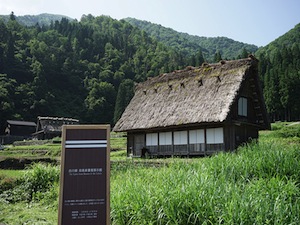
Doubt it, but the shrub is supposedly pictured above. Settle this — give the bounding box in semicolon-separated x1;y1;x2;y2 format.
276;124;300;138
52;136;61;144
0;175;17;193
271;122;287;131
22;163;59;200
0;163;60;203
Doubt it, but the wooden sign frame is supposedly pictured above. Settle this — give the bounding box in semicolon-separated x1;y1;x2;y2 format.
58;125;110;225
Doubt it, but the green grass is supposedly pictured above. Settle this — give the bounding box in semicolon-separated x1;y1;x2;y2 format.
1;125;300;224
0;134;127;160
110;140;300;224
0;144;61;161
0;169;24;178
111;149;127;160
0;202;58;225
111;132;127;151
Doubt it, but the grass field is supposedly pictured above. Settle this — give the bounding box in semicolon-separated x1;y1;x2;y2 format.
0;123;300;224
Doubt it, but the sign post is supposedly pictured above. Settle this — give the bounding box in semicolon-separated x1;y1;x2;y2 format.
58;125;110;225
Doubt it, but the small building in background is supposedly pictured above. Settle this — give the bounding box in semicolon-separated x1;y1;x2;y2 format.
113;57;270;157
1;120;37;144
33;116;79;140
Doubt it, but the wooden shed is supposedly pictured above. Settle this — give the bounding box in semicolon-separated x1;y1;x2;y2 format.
1;120;37;144
113;57;270;157
33;116;79;140
5;120;36;136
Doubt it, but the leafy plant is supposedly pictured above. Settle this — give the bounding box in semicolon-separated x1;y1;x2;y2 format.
0;163;59;203
22;163;59;201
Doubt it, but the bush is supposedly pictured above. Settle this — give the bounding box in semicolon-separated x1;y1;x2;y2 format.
22;163;59;200
276;124;300;138
0;163;60;203
0;175;17;193
271;122;287;131
52;136;61;144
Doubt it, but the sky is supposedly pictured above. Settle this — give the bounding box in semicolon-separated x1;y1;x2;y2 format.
0;0;300;47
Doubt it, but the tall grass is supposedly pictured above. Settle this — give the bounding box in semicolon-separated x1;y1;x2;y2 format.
0;163;59;204
1;125;300;224
111;141;300;224
0;163;59;224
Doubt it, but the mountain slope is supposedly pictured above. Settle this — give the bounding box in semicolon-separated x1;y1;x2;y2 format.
0;14;189;129
124;17;258;62
256;23;300;121
0;13;73;26
256;23;300;58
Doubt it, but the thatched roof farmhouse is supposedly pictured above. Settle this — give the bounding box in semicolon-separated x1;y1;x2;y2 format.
33;116;79;139
113;57;270;157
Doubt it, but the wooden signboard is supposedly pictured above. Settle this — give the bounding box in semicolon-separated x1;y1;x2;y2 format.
58;125;110;225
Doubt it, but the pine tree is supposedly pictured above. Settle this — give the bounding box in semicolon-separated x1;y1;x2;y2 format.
214;51;222;62
9;11;16;21
113;79;134;123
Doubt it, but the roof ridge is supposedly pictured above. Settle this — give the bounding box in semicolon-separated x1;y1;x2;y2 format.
137;57;255;90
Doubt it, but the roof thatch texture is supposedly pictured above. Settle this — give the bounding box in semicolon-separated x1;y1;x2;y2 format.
113;58;260;132
37;116;79;133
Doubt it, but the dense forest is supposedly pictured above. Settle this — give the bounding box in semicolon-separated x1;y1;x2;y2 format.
257;23;300;122
124;18;258;61
0;13;300;133
130;17;300;121
0;13;73;27
0;13;194;133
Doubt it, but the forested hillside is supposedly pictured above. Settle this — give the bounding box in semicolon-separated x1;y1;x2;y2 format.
0;12;299;133
0;13;190;133
126;17;300;121
0;12;73;27
257;23;300;122
125;17;258;62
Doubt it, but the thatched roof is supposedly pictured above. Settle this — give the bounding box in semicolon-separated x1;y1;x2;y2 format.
36;116;79;133
114;57;269;132
37;116;79;124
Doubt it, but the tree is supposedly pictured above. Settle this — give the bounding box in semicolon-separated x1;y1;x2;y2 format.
9;11;16;21
113;79;134;123
0;20;8;73
0;74;16;133
0;14;190;125
239;48;249;59
84;80;116;124
214;51;222;62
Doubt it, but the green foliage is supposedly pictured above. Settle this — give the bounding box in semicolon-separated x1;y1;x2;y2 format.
0;173;18;193
125;17;258;62
0;201;58;224
0;14;189;126
271;122;289;130
3;13;299;125
214;50;222;62
113;79;134;123
111;135;127;152
111;141;300;224
0;74;17;130
0;163;59;204
85;81;116;123
272;122;300;138
1;129;300;224
257;23;300;121
0;13;73;26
